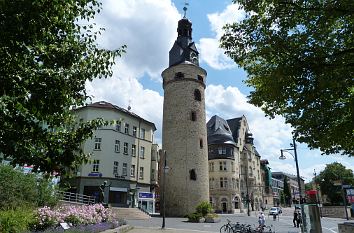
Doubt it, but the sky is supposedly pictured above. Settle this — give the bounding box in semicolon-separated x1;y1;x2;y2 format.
85;0;353;182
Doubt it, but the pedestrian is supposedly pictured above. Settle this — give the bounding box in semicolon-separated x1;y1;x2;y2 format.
293;210;298;227
258;211;265;227
296;212;302;228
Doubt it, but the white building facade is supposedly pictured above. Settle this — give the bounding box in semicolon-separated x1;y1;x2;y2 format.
71;101;157;211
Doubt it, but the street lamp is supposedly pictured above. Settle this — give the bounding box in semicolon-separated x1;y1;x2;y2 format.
161;150;170;229
279;137;306;232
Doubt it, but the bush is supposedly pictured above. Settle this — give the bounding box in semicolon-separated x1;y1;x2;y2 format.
0;165;37;210
0;208;36;233
186;212;203;223
0;164;61;211
196;201;213;217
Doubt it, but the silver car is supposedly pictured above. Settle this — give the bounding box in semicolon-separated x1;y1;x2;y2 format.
269;207;282;215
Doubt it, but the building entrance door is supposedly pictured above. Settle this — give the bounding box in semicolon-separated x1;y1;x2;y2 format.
222;202;227;213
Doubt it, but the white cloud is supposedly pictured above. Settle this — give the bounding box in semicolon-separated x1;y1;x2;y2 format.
86;0;180;143
93;0;180;81
198;4;245;70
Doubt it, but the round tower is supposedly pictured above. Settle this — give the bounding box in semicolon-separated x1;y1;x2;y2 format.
161;15;209;216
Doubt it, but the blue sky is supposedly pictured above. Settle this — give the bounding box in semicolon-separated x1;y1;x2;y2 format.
86;0;353;182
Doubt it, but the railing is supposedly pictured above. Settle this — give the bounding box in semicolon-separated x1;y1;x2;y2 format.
58;191;96;205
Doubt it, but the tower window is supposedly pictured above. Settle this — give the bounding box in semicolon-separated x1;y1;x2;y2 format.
191;111;196;121
175;72;184;79
197;75;203;82
190;169;197;180
194;89;201;101
199;139;203;148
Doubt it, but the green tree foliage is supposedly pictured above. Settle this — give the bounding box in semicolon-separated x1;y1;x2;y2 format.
283;176;291;206
0;0;125;173
0;164;61;210
316;162;354;205
221;0;354;156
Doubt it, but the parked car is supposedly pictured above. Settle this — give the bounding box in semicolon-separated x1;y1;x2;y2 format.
269;207;282;215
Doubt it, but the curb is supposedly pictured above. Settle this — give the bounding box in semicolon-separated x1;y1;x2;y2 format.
101;224;134;233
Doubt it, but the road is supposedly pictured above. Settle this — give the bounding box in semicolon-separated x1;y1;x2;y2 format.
127;208;353;233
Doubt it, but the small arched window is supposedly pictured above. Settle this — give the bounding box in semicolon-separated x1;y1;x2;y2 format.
194;89;201;101
191;111;196;121
199;139;203;148
197;75;203;82
190;169;197;180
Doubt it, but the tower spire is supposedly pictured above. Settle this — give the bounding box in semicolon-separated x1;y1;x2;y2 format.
183;0;189;18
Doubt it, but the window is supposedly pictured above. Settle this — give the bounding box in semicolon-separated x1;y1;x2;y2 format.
231;162;235;172
139;167;144;179
211;162;214;172
197;75;203;82
194;89;201;101
151;169;155;181
113;161;118;175
191;111;196;121
122;163;127;176
131;144;136;157
133;126;137;137
189;169;196;180
140;146;145;158
220;177;224;188
175;72;184;79
123;142;128;154
219;161;227;171
116;121;121;132
199;139;203;148
94;138;102;150
130;165;135;177
218;147;226;155
115;140;120;153
140;128;145;139
224;177;228;188
92;160;100;172
124;123;129;134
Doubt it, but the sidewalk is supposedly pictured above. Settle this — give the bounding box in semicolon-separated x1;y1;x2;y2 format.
102;226;216;233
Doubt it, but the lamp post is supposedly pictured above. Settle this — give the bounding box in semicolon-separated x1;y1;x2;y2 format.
161;150;169;229
313;169;322;218
279;137;306;232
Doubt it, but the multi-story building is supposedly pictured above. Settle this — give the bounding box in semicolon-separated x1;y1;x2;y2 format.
227;116;263;212
207;115;240;213
272;171;305;205
260;159;274;208
71;101;157;211
271;177;284;206
207;115;264;213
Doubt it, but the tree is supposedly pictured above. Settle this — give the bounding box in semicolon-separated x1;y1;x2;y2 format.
316;162;354;205
0;0;125;174
221;0;354;156
283;176;291;206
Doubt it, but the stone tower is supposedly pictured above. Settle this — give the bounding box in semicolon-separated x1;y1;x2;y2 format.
161;15;209;217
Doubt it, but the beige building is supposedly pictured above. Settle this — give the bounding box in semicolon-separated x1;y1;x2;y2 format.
207;115;264;213
71;101;157;212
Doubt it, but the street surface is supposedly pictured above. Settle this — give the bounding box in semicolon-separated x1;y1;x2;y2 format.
127;208;353;233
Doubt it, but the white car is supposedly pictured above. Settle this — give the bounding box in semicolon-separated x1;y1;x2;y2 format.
269;207;282;215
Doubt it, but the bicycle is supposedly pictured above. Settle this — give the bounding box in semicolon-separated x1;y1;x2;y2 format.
219;219;242;233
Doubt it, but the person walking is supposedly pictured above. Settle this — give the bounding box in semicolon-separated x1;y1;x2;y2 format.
296;212;302;228
293;210;298;227
258;211;265;227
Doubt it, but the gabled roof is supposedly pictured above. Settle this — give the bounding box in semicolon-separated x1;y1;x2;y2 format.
226;117;243;142
75;101;156;131
207;115;236;146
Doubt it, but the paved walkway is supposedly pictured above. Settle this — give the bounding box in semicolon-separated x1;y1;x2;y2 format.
102;226;215;233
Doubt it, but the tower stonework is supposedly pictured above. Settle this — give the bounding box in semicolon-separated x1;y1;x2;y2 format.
161;16;209;217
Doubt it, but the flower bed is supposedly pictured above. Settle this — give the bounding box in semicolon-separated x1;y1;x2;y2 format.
31;204;124;232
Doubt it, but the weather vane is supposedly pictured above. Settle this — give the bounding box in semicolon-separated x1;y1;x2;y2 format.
183;0;189;18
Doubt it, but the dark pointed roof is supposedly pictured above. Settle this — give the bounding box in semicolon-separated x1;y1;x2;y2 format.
226;117;242;142
207;115;236;146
